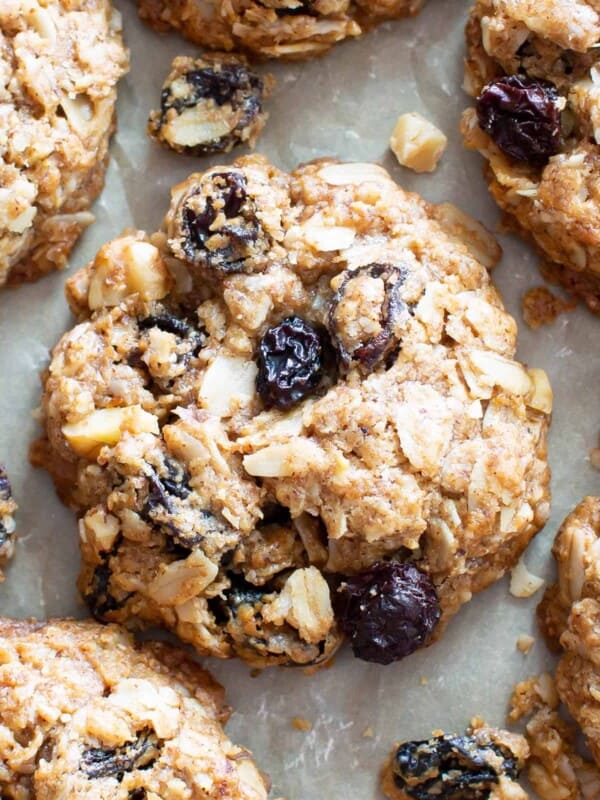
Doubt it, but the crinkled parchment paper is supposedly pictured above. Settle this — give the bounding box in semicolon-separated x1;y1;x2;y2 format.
1;1;598;796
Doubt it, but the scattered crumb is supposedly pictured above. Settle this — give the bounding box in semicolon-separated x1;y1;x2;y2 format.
363;725;374;738
516;634;535;654
510;673;559;722
250;668;261;678
431;728;444;737
522;286;576;329
389;112;447;173
419;675;429;686
590;448;600;470
291;717;312;732
510;558;545;598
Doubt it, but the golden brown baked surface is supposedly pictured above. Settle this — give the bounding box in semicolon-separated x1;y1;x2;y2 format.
33;155;551;668
462;0;600;313
0;617;268;799
137;0;426;60
0;0;129;286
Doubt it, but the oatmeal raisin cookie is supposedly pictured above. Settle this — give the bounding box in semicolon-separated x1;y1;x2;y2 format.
137;0;426;60
462;0;600;313
33;155;551;668
0;617;268;799
0;0;129;285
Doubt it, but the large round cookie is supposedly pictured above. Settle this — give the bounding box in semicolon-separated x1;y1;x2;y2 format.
462;0;600;313
33;155;552;668
537;497;600;769
137;0;426;60
0;618;267;799
0;0;129;286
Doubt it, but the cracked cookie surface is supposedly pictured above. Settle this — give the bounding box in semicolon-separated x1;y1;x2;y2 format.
137;0;426;60
0;465;16;578
0;618;268;799
462;0;600;313
0;0;129;286
34;155;551;668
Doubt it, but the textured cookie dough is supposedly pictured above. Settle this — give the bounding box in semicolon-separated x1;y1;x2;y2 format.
510;673;600;800
148;54;273;155
33;155;551;668
537;498;600;771
0;465;16;578
381;719;529;800
137;0;427;60
0;618;268;799
462;0;600;313
0;0;129;286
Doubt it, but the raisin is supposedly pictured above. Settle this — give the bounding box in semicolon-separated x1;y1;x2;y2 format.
80;730;161;780
140;462;236;551
156;62;265;155
85;559;129;618
175;171;263;273
257;316;326;409
328;264;409;373
138;313;192;337
333;561;440;665
138;312;206;360
476;75;561;165
208;574;265;625
392;734;520;800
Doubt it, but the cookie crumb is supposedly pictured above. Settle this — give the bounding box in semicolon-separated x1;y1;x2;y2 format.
590;448;600;470
510;558;545;598
389;112;447;173
419;675;429;686
516;634;535;654
362;725;374;738
522;287;576;329
292;717;312;732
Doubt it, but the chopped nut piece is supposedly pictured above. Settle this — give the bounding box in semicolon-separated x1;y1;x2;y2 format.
516;633;535;654
62;406;159;459
510;558;545;598
389;112;447;173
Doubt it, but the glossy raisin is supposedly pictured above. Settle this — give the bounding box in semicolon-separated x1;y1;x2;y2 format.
80;730;161;780
333;561;440;665
328;264;409;373
257;316;325;409
476;75;561;165
392;734;519;800
177;171;261;273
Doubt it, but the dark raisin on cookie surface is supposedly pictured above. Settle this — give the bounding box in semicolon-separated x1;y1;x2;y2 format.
476;75;562;165
170;171;266;274
333;561;441;665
